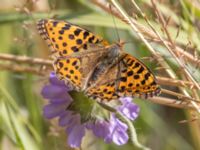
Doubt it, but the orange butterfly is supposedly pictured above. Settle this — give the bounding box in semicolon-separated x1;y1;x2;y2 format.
37;19;160;101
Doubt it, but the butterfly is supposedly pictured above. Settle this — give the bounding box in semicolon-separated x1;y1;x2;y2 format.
37;19;161;101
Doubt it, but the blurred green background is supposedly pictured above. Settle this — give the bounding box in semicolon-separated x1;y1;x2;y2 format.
0;0;199;150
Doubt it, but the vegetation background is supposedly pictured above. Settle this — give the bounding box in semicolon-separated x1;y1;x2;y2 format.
0;0;200;150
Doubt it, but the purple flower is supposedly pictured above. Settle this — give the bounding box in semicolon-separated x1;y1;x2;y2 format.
41;72;140;148
88;115;129;145
118;97;140;120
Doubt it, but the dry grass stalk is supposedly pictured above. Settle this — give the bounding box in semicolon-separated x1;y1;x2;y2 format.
91;0;200;114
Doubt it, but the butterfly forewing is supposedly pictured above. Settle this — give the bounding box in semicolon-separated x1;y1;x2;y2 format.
37;19;108;56
37;19;109;90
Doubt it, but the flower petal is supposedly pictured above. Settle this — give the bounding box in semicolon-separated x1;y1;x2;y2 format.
41;84;68;99
49;72;67;87
50;98;71;103
43;102;67;119
66;114;81;133
67;124;85;148
112;118;128;145
88;121;110;139
59;111;74;126
105;115;128;145
118;97;140;120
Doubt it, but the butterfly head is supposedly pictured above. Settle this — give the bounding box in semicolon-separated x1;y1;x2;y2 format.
115;40;125;50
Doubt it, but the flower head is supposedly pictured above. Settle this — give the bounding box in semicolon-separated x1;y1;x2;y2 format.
41;72;140;148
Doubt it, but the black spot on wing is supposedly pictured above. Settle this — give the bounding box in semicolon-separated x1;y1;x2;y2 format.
127;70;133;76
76;39;82;45
137;66;144;74
133;62;140;69
59;30;64;34
53;21;58;27
62;42;67;47
63;24;71;30
69;34;75;39
145;73;150;80
83;31;89;39
133;75;139;79
74;29;82;36
120;77;127;82
71;46;79;52
88;36;95;43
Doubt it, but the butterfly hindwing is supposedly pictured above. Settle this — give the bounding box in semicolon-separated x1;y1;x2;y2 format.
54;57;82;88
86;53;160;101
54;44;108;90
117;54;160;97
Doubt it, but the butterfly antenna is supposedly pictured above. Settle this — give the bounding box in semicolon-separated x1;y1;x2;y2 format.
109;4;121;43
123;41;134;45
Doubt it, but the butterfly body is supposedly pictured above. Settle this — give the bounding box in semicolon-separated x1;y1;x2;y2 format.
88;43;121;84
37;19;161;102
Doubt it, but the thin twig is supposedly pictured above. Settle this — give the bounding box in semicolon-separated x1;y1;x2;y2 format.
150;0;200;92
149;0;200;114
161;89;198;103
148;96;194;109
156;76;198;89
0;53;52;65
0;63;48;75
